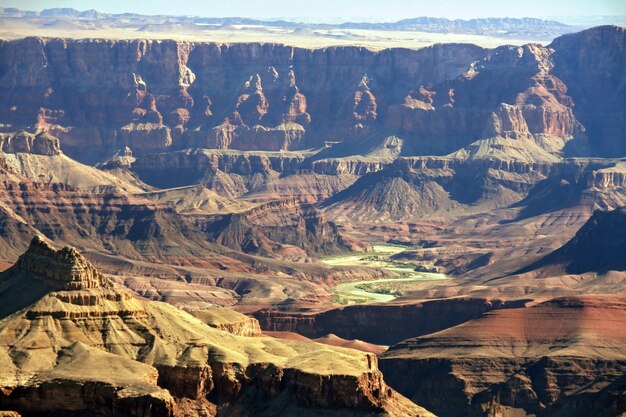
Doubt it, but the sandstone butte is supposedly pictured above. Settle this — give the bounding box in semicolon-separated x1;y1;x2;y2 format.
0;236;435;417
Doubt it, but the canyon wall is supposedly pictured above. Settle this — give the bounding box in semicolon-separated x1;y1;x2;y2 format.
254;298;523;345
379;296;626;417
1;26;623;159
0;37;485;156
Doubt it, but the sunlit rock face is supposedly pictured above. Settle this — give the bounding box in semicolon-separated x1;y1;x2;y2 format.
14;235;112;290
3;28;624;160
0;237;435;417
0;132;61;156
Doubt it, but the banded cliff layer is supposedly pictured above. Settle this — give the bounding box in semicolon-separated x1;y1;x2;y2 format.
380;296;626;417
0;25;624;159
377;208;626;417
0;237;434;417
0;23;624;417
0;37;484;154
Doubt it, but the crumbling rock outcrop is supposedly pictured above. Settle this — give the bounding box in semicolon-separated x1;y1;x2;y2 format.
118;122;173;150
0;131;61;156
187;307;262;337
13;235;111;290
587;162;626;189
0;238;434;417
311;158;389;175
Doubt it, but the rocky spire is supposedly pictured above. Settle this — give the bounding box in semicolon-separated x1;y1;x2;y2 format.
15;236;112;290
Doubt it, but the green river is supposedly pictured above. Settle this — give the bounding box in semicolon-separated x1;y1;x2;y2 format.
321;244;448;304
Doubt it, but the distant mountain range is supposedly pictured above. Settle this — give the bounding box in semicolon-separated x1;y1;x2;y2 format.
0;6;583;39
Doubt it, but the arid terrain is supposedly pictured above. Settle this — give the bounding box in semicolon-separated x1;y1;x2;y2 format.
0;7;581;49
0;5;625;417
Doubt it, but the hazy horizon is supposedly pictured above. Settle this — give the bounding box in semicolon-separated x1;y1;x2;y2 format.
2;0;625;22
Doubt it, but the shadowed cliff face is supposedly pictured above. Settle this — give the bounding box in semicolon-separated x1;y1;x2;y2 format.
254;298;519;345
198;200;350;258
0;38;485;155
520;207;626;275
1;27;623;160
550;26;626;157
379;296;626;417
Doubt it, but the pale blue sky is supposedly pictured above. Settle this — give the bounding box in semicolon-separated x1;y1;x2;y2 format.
2;0;625;21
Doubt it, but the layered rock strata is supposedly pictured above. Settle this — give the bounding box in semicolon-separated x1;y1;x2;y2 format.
379;296;626;417
0;237;435;417
2;27;623;159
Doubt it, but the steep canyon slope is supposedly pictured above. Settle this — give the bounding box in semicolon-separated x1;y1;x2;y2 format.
0;23;625;417
0;237;434;417
0;25;623;307
1;26;623;163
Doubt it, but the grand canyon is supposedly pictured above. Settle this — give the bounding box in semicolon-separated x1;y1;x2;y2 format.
0;3;625;417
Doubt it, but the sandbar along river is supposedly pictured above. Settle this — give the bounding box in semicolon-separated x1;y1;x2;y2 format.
321;244;448;303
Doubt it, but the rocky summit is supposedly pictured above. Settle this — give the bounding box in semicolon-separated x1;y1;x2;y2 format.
0;5;625;417
14;235;112;290
0;238;433;417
